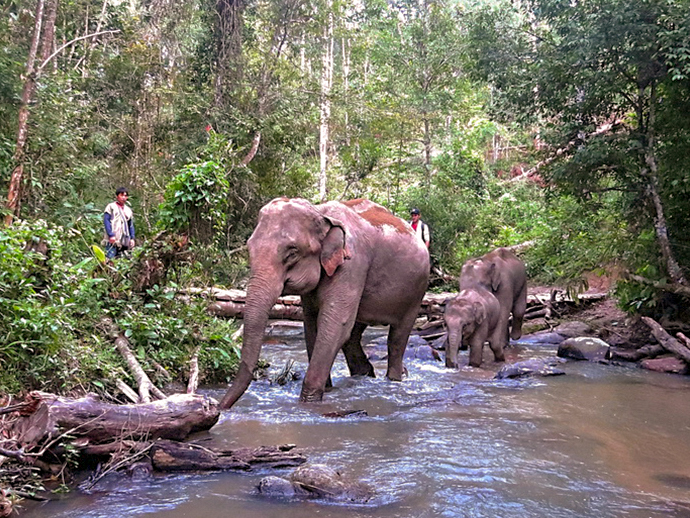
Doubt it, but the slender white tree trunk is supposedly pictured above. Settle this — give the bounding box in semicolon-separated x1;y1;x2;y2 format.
639;82;686;285
318;0;334;203
342;36;350;147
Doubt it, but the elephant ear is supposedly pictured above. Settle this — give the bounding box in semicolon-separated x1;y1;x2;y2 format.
320;221;347;277
472;301;486;325
489;263;501;292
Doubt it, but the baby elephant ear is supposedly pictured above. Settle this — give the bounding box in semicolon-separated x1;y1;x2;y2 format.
320;222;347;277
472;301;486;324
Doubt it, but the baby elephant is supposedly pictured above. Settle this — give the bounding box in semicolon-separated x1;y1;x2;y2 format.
444;288;505;368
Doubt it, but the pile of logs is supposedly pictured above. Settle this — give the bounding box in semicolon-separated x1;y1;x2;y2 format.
201;287;607;322
0;391;305;511
610;317;690;372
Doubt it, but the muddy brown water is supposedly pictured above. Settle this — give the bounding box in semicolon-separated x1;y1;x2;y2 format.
26;323;690;517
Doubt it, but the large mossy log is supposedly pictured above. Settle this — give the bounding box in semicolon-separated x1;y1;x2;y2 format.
12;392;220;448
151;440;306;472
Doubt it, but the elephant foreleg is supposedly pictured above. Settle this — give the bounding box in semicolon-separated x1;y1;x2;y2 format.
300;304;359;402
302;295;334;388
468;335;485;368
342;322;375;377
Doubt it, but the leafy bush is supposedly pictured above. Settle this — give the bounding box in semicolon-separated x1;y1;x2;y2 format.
158;160;231;244
0;220;240;395
522;195;630;290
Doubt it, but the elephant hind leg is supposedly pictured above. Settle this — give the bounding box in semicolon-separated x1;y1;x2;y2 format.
342;322;375;377
488;339;505;363
385;311;418;381
510;283;527;340
488;326;505;363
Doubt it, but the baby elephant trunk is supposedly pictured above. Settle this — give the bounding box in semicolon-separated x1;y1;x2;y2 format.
445;325;463;369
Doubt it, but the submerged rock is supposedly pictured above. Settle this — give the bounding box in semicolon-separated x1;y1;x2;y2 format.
557;337;610;361
406;335;431;348
553;321;595;338
429;334;448;350
640;356;688;374
404;344;441;361
495;358;566;379
257;476;305;498
323;409;368;418
520;331;567;345
257;463;374;503
367;334;429;349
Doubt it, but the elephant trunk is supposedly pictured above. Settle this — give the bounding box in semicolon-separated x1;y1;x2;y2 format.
219;275;283;409
445;325;463;368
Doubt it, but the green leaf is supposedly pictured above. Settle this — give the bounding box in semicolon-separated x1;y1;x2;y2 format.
91;245;106;264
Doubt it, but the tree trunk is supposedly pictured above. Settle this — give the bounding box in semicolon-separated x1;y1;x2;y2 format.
640;82;687;285
205;288;605;322
39;0;58;65
4;0;45;226
423;116;432;188
645;171;686;285
214;0;244;109
318;0;334;203
342;36;350;147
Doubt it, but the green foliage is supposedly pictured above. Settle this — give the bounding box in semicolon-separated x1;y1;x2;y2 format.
463;0;690;290
158;159;230;237
117;283;240;384
0;221;240;395
522;195;630;284
0;220;92;392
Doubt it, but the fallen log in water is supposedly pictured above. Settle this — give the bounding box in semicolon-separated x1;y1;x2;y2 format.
11;392;220;448
151;440;306;471
1;392;307;499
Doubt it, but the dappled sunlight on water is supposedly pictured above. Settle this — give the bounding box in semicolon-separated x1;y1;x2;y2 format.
27;324;690;517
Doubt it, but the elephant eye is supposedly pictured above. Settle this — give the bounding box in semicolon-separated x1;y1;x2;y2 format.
283;247;299;265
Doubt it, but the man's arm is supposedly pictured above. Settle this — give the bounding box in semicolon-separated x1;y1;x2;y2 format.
128;218;135;239
104;212;116;243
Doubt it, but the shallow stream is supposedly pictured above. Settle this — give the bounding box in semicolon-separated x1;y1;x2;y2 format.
27;323;690;517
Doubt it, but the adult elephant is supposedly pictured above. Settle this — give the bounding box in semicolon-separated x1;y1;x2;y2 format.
219;198;430;409
459;247;527;349
444;288;503;368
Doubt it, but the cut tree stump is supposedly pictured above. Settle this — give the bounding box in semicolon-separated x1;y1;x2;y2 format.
11;392;220;448
151;440;306;471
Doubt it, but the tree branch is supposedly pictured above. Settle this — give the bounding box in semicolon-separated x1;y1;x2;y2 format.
641;316;690;363
37;29;120;72
101;317;166;403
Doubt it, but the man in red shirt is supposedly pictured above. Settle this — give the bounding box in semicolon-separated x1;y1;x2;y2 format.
409;208;430;249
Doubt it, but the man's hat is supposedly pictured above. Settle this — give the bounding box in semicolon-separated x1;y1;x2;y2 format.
410;208;420;215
